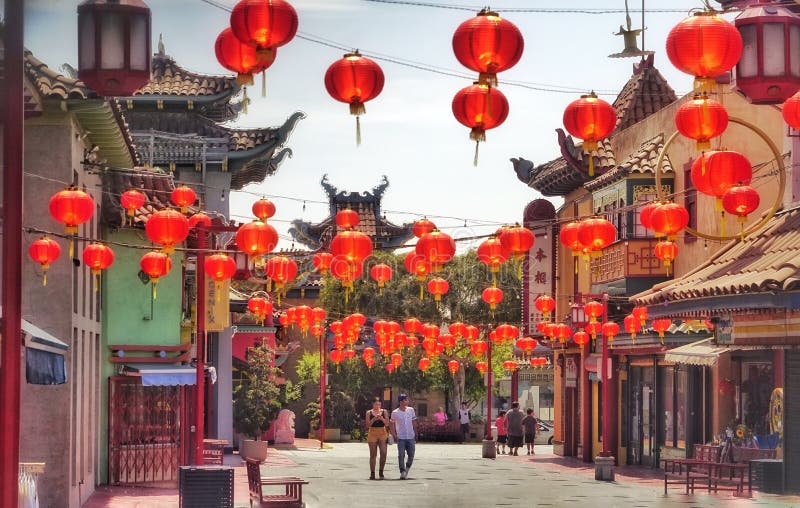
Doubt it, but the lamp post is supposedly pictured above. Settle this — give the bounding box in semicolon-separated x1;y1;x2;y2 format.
481;324;495;458
319;330;327;449
596;293;614;481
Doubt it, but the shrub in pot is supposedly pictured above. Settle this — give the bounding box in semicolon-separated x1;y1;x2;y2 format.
234;342;281;460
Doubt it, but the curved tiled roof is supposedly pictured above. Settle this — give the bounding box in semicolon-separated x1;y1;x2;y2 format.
632;206;800;307
23;49;96;100
100;168;178;229
134;52;237;97
612;55;677;131
585;134;673;191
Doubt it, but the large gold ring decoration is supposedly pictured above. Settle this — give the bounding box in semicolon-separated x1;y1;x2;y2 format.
654;117;786;242
770;387;784;438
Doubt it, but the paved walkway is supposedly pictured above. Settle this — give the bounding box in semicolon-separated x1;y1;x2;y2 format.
83;441;800;507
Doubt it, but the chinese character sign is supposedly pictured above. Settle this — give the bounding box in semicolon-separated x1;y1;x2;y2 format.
526;236;553;333
205;278;230;332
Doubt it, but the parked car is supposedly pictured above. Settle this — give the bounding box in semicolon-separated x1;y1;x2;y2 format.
490;419;554;445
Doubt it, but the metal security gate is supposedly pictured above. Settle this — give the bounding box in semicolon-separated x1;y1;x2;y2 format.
109;377;192;485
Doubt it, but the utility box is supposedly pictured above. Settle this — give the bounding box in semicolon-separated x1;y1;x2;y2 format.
179;466;234;508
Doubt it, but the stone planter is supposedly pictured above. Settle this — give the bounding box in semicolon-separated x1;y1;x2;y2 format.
324;428;341;442
240;439;268;462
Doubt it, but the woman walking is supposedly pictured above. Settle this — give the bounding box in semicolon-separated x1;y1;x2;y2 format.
366;397;389;479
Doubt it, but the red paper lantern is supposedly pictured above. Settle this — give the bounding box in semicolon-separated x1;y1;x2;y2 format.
331;230;373;263
330;256;363;290
140;250;172;284
652;318;672;341
28;236;61;286
204;253;236;283
335;209;360;230
265;255;298;296
573;331;589;346
783;91;800;130
418;357;431;372
404;251;431;281
639;201;662;233
329;349;344;365
477;236;509;274
447;359;460;376
413;218;435;238
452;82;509;165
49;187;95;234
370;263;392;290
120;189;145;219
452;8;524;86
312;307;327;324
577;217;616;253
324;51;385;145
475;361;488;374
632;306;648;326
188;212;212;229
666;11;743;92
230;0;298;57
403;318;422;336
464;325;480;342
497;324;519;341
83;243;114;291
470;340;488;357
215;27;273;86
252;198;276;220
313;252;334;274
427;277;450;302
482;286;504;310
601;321;620;341
362;346;375;359
584;300;604;322
247;296;272;323
516;336;538;355
503;360;518;372
391;352;403;368
559;221;585;254
722;185;760;239
691;150;753;202
449;322;466;339
650;203;690;241
585;321;602;341
415;230;456;272
624;314;641;341
497;224;534;260
555;323;573;343
654;240;679;271
236;220;279;257
674;94;729;150
534;294;556;319
170;185;196;213
145;209;190;254
562;92;616;176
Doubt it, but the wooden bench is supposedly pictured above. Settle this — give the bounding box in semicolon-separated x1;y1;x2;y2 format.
245;459;308;508
663;444;776;496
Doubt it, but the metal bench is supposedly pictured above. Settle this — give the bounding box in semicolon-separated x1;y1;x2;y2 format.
245;459;308;508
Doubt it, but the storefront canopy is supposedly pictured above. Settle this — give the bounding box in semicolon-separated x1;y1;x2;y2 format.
126;364;198;386
664;338;740;366
22;318;69;385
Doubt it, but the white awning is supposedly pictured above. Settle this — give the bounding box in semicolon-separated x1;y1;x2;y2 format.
664;338;739;366
126;364;198;386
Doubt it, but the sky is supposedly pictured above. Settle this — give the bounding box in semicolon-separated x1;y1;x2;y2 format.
22;0;707;251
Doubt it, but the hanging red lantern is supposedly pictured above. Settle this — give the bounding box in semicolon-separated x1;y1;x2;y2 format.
390;352;403;369
77;0;151;96
83;243;114;291
204;253;236;283
120;189;145;222
452;82;510;166
252;198;276;220
544;323;558;341
632;306;648;327
783;91;800;130
654;241;679;273
447;360;460;376
413;218;435;238
584;300;604;322
674;94;729;150
416;230;456;273
145;209;190;254
503;360;518;372
440;334;457;350
562;92;616;176
470;340;488;357
312;307;327;324
310;325;325;338
418;357;431;373
294;305;314;333
170;185;196;214
188;212;212;229
329;349;344;366
624;314;641;342
652;318;672;343
452;8;524;86
370;263;393;290
516;336;538;355
666;11;743;92
477;236;509;278
534;294;556;319
236;220;279;258
464;325;480;342
278;313;290;327
335;209;360;230
404;251;432;281
558;221;584;254
482;286;504;310
403;318;422;336
497;223;534;261
28;236;61;286
691;150;753;203
247;296;272;324
573;331;589;346
577;217;616;254
330;256;363;293
49;187;95;240
555;323;573;344
722;185;761;239
331;230;373;263
140;251;172;298
324;51;385;145
215;27;273;87
265;255;298;301
313;252;334;274
639;201;662;234
362;346;376;359
601;321;620;343
475;361;488;374
449;322;466;339
230;0;298;60
585;321;602;341
649;203;690;241
427;277;450;302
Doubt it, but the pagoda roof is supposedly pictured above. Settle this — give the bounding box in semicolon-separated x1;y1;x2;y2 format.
289;175;414;250
134;51;237;98
612;55;677;131
100;167;185;229
584;134;674;191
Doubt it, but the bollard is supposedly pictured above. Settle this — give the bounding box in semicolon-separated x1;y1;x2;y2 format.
482;439;497;459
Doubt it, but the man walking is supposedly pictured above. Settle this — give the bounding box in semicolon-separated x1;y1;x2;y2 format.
390;393;417;480
504;401;524;456
458;402;471;442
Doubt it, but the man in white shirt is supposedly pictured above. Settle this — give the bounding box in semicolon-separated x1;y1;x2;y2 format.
390;393;417;480
458;402;471;442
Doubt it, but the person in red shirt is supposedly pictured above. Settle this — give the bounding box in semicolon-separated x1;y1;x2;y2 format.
495;410;508;455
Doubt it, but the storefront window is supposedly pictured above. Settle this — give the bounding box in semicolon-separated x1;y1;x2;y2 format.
741;362;774;436
661;367;674;447
676;369;687;449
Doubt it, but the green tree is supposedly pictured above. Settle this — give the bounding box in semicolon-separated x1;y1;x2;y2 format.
233;343;282;440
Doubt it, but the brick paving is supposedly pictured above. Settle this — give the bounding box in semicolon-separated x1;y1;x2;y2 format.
83;442;800;507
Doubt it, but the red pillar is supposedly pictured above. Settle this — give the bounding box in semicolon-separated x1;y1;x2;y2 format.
194;230;207;465
581;341;592;462
484;337;493;440
601;333;612;457
319;332;326;449
1;2;24;505
510;369;519;403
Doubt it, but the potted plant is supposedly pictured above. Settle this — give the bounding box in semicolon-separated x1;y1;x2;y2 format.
233;342;282;461
303;390;358;442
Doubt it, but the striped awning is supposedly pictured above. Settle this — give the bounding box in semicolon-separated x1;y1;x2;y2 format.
664;338;739;366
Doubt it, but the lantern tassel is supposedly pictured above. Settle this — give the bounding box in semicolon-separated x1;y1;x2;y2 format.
588;154;595;177
69;237;74;259
740;219;746;242
262;70;266;98
492;272;497;288
42;272;47;287
419;283;424;301
242;87;248;115
473;140;480;167
153;282;157;300
720;210;726;238
94;273;100;293
356;116;362;147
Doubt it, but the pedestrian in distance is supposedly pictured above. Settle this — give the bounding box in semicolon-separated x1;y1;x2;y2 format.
433;406;447;427
495;410;508;455
504;401;524;456
366;397;389;480
458;402;471;442
390;393;418;480
521;408;538;455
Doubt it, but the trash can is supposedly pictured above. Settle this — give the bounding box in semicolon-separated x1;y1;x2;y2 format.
750;459;783;494
179;466;234;508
